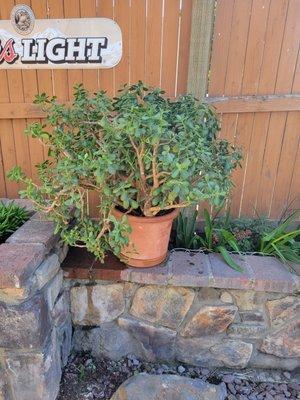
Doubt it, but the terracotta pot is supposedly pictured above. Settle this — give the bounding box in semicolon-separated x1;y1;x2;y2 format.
112;207;179;268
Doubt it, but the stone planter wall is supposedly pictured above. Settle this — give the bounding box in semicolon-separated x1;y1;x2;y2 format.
68;251;300;371
1;198;300;399
0;200;71;400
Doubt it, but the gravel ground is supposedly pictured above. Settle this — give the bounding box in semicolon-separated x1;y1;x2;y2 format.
58;353;300;400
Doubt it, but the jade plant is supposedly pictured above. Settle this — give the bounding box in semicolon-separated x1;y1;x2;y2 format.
8;82;241;261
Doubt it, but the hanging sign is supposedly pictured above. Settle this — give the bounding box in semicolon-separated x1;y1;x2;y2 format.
0;4;122;69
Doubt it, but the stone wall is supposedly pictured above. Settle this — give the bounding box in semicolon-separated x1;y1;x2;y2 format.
68;251;300;372
0;200;71;400
1;198;299;399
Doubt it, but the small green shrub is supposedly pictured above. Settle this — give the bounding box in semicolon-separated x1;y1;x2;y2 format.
198;209;243;271
0;201;29;242
215;214;276;253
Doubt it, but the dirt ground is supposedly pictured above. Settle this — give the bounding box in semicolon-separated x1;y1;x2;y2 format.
58;352;300;400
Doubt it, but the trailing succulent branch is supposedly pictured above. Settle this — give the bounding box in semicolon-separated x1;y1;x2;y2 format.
8;81;241;261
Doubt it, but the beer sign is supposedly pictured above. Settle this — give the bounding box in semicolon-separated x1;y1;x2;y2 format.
0;4;122;69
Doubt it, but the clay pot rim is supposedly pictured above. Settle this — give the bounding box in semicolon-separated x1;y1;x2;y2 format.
113;206;180;223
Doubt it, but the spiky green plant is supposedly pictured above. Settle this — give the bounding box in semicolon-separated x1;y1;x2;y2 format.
259;210;300;265
174;209;201;249
0;201;29;242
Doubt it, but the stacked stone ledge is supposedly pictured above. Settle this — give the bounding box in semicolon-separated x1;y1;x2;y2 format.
2;198;299;399
0;200;71;400
70;251;300;372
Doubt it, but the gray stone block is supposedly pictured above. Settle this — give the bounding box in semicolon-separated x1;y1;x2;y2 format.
71;283;125;325
176;336;223;367
118;316;176;361
7;220;58;252
0;243;45;290
130;285;195;329
51;290;70;327
73;323;140;360
239;311;265;323
34;254;60;291
181;304;237;337
266;295;300;327
53;291;72;367
0;276;35;305
251;351;300;371
261;321;300;358
0;294;51;349
227;322;266;339
3;331;61;400
56;318;72;367
45;271;63;311
210;340;253;368
54;242;69;264
0;363;9;400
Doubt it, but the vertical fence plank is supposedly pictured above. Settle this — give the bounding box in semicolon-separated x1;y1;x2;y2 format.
80;0;99;216
224;0;252;96
4;0;32;195
229;113;254;215
256;112;287;216
270;112;300;216
130;0;146;84
0;140;6;197
0;77;17;197
114;0;131;92
145;0;163;87
161;0;180;97
64;0;83;99
208;0;234;97
0;3;13;196
97;0;114;96
21;0;49;184
47;0;69;101
22;67;45;184
31;0;54;160
287;47;300;209
81;0;99;93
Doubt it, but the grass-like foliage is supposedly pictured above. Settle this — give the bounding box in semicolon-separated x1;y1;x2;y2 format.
259;211;300;264
0;201;29;242
174;208;300;272
174;209;201;250
8;82;241;261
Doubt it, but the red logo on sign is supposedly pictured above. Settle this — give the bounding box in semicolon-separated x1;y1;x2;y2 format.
0;39;18;64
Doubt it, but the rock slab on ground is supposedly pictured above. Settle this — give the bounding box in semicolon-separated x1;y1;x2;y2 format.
110;373;227;400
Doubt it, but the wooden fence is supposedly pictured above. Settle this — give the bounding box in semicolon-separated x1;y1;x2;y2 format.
0;0;192;214
0;0;299;219
208;0;300;219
